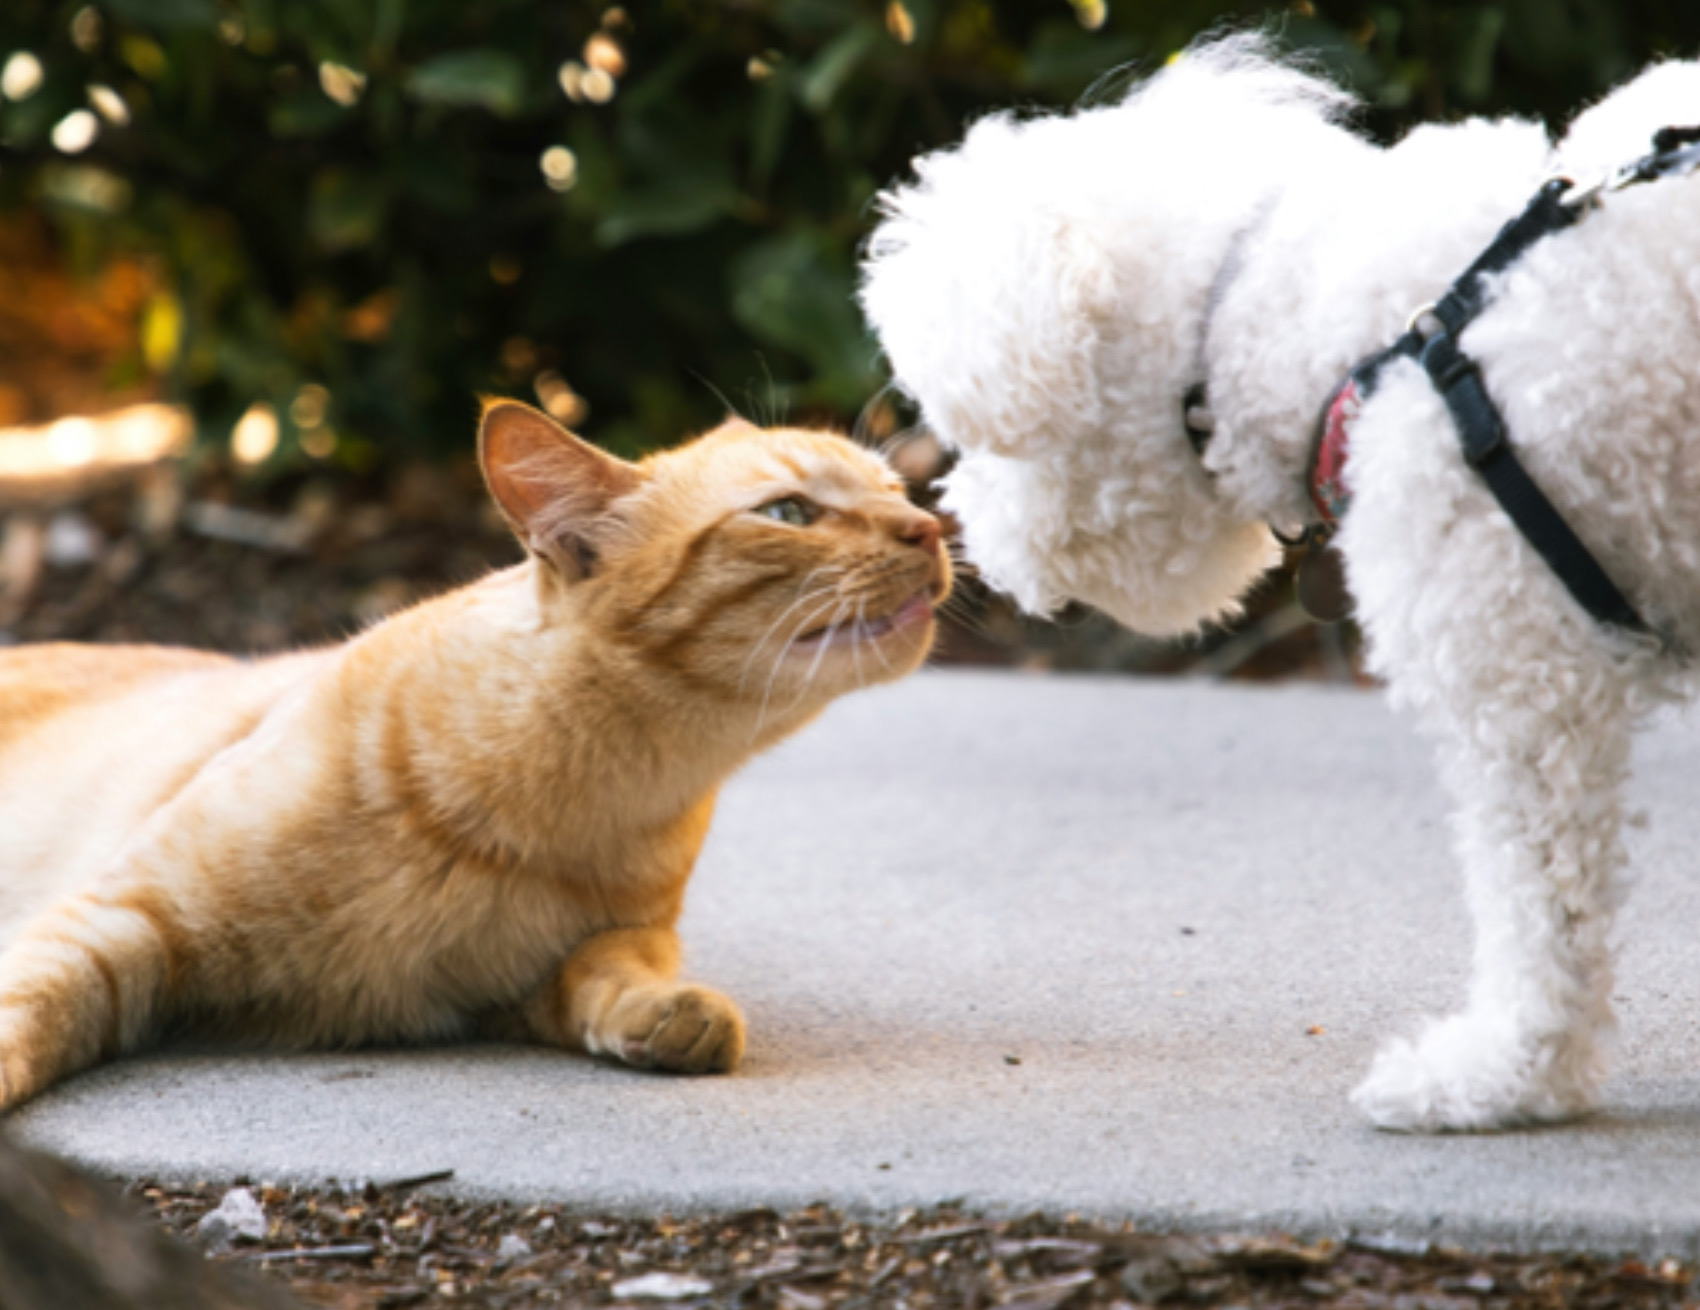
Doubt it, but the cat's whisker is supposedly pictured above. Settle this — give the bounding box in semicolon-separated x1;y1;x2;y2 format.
785;598;851;714
742;565;844;643
756;353;787;430
742;383;766;430
751;592;846;741
939;594;1001;642
740;585;838;690
932;590;1012;652
849;598;869;689
689;370;747;427
852;382;900;450
862;599;898;676
738;570;848;692
751;636;802;743
944;554;981;582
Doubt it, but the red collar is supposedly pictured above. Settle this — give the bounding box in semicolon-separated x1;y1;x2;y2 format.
1311;375;1358;527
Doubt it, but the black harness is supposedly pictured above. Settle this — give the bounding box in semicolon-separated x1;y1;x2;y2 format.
1310;126;1700;636
1190;126;1700;635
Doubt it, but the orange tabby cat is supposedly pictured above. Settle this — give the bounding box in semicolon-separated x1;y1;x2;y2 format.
0;400;950;1109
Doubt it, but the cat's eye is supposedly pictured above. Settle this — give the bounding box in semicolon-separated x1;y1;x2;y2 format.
756;497;815;528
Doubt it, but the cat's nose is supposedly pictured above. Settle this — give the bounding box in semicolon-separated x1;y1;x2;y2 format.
895;511;942;557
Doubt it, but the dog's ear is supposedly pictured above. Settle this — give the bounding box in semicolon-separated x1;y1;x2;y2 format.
861;117;1115;461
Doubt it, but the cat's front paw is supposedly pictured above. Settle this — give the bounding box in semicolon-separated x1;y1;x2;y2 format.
1352;1013;1598;1132
603;984;745;1075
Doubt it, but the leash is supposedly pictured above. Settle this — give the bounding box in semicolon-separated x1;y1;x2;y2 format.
1300;124;1700;630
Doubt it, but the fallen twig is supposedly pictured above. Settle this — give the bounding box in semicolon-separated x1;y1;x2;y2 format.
247;1243;377;1263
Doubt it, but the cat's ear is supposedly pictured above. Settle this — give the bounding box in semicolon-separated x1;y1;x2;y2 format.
478;399;641;582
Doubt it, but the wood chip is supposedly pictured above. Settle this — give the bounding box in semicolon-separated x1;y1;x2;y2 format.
905;1222;991;1246
248;1243;377;1262
375;1168;456;1192
998;1268;1096;1310
993;1237;1103;1266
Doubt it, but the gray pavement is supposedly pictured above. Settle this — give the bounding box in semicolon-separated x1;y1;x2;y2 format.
14;671;1700;1256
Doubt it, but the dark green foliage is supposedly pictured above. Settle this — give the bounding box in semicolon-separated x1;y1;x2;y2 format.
0;1;1695;464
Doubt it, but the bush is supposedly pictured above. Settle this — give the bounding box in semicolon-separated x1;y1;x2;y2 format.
1;0;1695;465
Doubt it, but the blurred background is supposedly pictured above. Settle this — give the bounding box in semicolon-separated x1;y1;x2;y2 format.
0;0;1695;672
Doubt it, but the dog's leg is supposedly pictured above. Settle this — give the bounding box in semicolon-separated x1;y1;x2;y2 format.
1352;660;1635;1131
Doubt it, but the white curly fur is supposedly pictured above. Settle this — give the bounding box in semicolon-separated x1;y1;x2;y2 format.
862;35;1700;1131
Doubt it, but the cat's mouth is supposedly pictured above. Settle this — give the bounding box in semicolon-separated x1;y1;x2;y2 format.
791;590;933;651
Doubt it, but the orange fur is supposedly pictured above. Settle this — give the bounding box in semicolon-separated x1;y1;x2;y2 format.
0;402;950;1107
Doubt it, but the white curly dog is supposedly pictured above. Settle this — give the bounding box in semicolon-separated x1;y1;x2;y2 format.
861;36;1700;1132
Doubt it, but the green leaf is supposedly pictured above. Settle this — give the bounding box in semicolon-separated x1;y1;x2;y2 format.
38;164;131;215
403;49;525;116
594;181;736;247
730;232;876;405
1455;7;1507;105
394;147;476;213
799;22;878;113
774;0;866;38
309;169;387;252
750;71;793;190
98;0;221;32
1281;17;1386;99
267;89;351;138
0;91;71;149
616;46;700;117
596;98;740;243
1019;21;1140;96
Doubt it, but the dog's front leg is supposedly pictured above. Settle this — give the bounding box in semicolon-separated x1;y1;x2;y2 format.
1352;660;1635;1132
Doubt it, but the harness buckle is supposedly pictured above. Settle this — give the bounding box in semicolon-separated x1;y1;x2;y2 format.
1404;301;1441;338
1553;130;1699;213
1607;159;1650;193
1419;332;1505;468
1552;172;1609;213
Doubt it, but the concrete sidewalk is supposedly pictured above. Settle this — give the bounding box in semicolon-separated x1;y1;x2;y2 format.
15;672;1700;1256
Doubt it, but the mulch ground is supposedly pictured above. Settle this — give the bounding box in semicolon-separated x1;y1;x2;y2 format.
129;1178;1697;1310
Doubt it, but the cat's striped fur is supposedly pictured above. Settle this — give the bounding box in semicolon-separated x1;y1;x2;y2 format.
0;401;949;1108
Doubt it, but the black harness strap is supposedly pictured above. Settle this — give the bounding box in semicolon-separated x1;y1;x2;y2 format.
1634;125;1700;180
1336;127;1700;638
1348;177;1586;393
1420;329;1647;631
1441;182;1581;326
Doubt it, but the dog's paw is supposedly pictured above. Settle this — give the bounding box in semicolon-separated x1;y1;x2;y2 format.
1352;1014;1597;1132
602;984;745;1076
